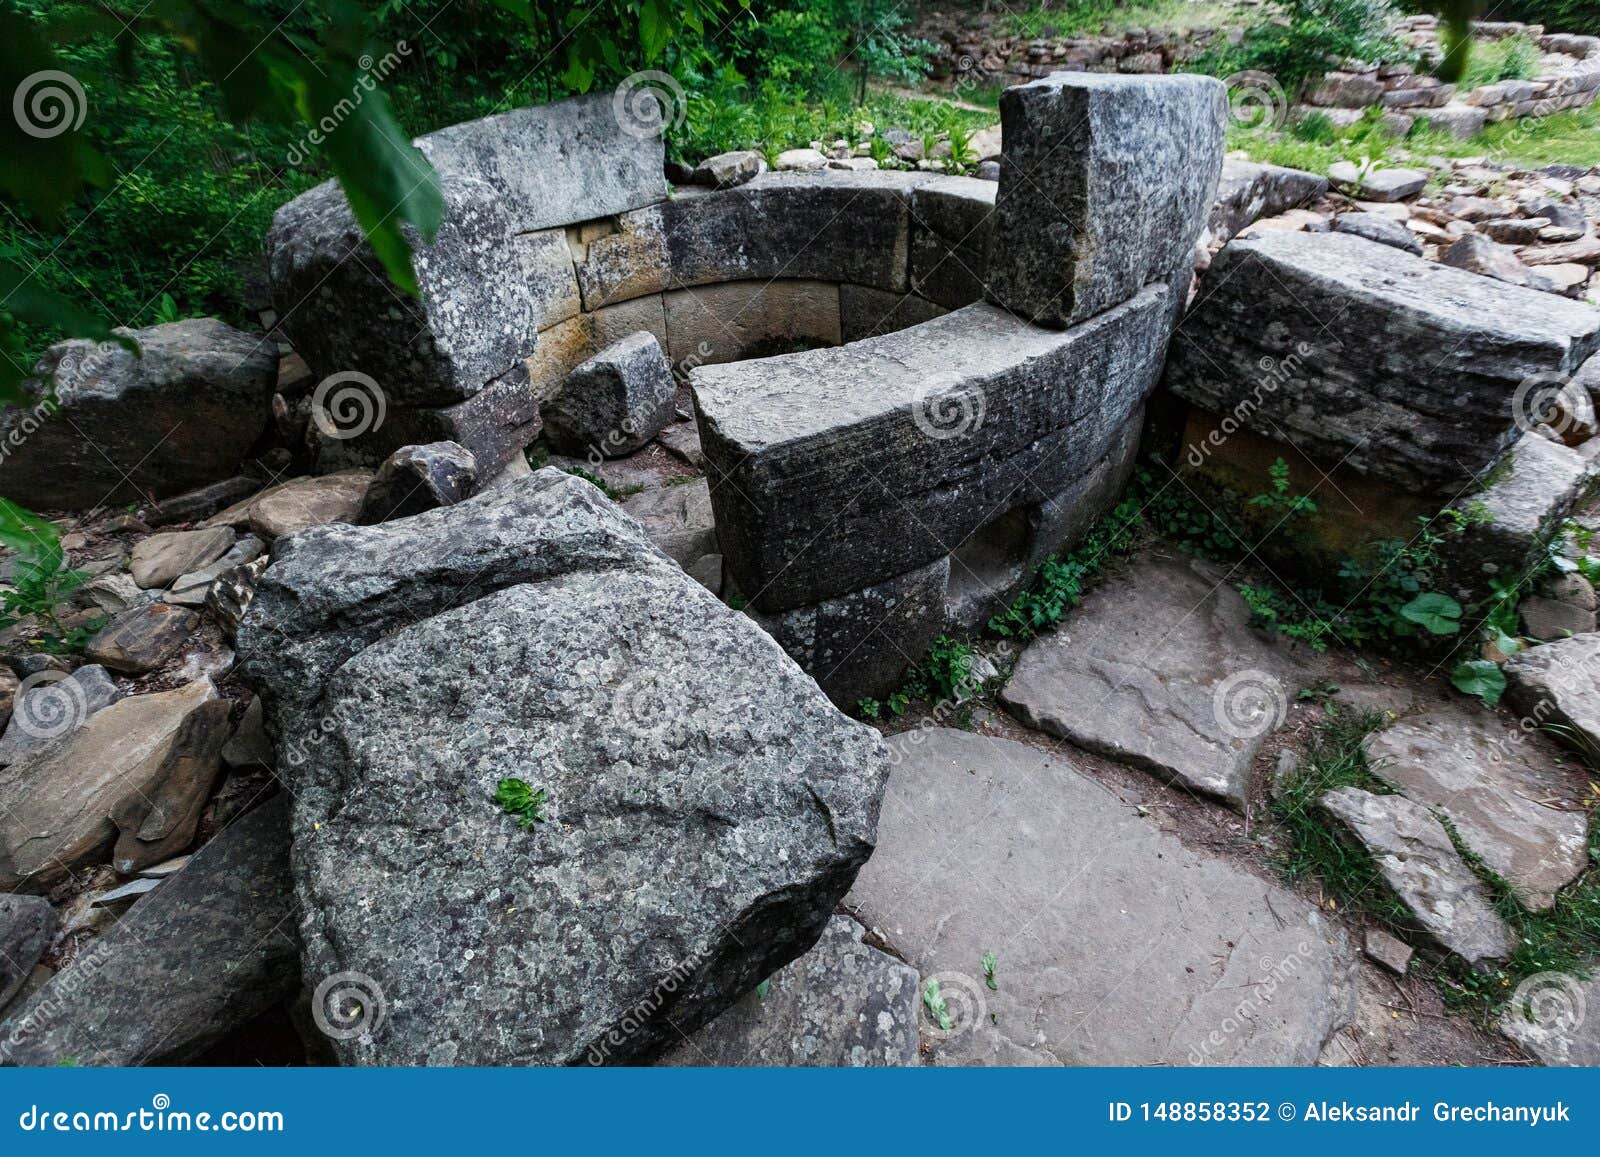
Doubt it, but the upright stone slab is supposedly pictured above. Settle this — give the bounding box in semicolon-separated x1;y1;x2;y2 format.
985;72;1226;329
237;470;888;1065
693;287;1169;612
543;331;675;458
909;175;996;309
1165;231;1600;494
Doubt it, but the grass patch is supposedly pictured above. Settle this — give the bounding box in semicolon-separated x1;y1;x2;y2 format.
1459;34;1541;90
1002;0;1247;38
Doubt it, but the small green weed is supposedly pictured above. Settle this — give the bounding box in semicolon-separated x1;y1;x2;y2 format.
494;778;549;830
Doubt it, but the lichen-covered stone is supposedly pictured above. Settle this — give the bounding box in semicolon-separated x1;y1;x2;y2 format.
237;470;888;1065
1165;231;1600;493
986;72;1226;328
544;331;675;458
1;320;276;509
356;441;478;524
694;287;1168;611
909;175;996;309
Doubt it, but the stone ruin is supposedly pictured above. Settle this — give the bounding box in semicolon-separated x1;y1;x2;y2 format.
267;75;1226;704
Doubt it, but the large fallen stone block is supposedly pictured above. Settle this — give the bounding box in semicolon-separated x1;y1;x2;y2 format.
0;896;54;1013
0;794;297;1066
986;72;1226;329
355;441;478;524
848;729;1357;1065
544;332;675;458
660;914;920;1066
1;319;276;509
237;470;888;1065
0;678;229;891
1165;231;1600;493
693;287;1169;611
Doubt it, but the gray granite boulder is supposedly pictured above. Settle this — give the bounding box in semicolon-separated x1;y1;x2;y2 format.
0;895;54;1013
1;320;276;509
661;915;920;1066
691;150;765;189
237;469;888;1065
1318;787;1514;967
848;729;1357;1065
355;441;477;524
0;794;297;1066
986;72;1226;329
909;175;996;309
1165;231;1600;493
1362;707;1591;911
694;287;1169;611
544;331;676;458
999;554;1303;808
1504;633;1600;755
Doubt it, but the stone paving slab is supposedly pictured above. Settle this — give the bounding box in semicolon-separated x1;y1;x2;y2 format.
847;729;1357;1066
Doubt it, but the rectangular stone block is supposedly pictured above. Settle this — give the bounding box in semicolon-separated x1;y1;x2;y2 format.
693;285;1169;611
659;171;929;293
909;175;996;309
524;296;669;402
1164;230;1600;493
664;280;841;366
839;285;947;343
570;208;671;311
986;72;1226;329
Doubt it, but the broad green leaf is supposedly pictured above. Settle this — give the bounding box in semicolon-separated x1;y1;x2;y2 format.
1451;660;1506;706
1399;591;1462;635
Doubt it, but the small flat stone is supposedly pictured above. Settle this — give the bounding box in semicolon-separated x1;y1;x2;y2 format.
656;420;704;467
1332;211;1422;254
1329;162;1427;201
1440;232;1553;291
661;915;920;1066
1362;707;1591;911
1363;928;1414;975
246;470;372;538
89;877;162;907
1000;555;1302;808
85;603;201;673
1319;787;1514;967
774;148;828;172
1504;633;1600;757
163;535;266;607
1519;594;1596;639
129;527;236;589
137;854;191;879
0;664;120;766
620;478;717;569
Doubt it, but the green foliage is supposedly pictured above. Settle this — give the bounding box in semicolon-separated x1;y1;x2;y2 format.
494;777;549;829
921;977;951;1030
1450;659;1507;705
1460;33;1541;88
1397;590;1462;635
1194;0;1412;95
1248;457;1318;520
0;498;97;650
1492;0;1600;35
982;950;997;991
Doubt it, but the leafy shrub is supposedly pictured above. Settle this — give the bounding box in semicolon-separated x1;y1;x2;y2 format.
1459;33;1541;88
1490;0;1600;35
1196;0;1414;95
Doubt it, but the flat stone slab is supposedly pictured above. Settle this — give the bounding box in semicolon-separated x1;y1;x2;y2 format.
0;895;55;1012
1319;787;1514;967
1165;230;1600;493
694;288;1168;611
1210;159;1329;243
620;478;717;569
1362;706;1591;911
1329;162;1427;202
847;729;1357;1065
1504;632;1600;754
661;915;921;1066
999;555;1303;808
986;72;1225;328
1500;973;1600;1066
